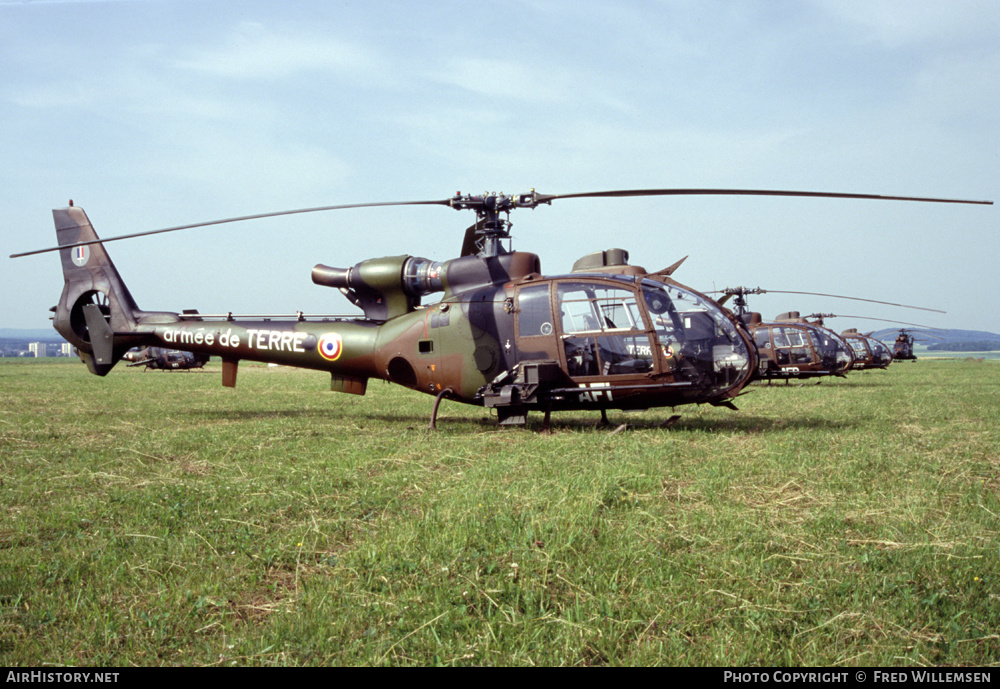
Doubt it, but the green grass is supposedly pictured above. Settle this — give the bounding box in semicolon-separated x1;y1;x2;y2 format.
1;358;998;666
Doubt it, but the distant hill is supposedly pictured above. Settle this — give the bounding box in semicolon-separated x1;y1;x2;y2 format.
870;328;1000;350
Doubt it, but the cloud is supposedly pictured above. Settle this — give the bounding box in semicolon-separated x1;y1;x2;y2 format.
172;21;384;82
424;57;564;102
807;0;1000;48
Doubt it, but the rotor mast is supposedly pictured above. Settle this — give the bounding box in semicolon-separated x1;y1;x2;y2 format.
719;286;767;315
449;190;547;257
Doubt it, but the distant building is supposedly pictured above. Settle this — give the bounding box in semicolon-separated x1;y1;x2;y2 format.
28;342;48;357
61;342;73;356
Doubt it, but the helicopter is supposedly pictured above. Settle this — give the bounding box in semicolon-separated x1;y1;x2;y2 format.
124;346;210;371
11;188;992;428
837;328;893;369
894;330;917;360
710;288;855;381
891;328;944;360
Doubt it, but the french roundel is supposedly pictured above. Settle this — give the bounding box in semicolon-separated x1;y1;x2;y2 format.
318;333;343;361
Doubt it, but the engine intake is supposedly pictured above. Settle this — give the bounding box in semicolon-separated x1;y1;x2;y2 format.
312;255;444;320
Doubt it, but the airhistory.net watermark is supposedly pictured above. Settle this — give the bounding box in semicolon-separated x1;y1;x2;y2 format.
6;673;119;684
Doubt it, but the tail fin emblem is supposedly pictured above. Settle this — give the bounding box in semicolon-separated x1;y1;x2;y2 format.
72;245;90;267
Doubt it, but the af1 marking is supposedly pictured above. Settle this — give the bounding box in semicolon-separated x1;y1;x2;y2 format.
578;382;613;403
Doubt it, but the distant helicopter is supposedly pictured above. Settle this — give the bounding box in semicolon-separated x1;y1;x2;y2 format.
892;328;944;360
715;285;950;379
894;330;917;360
124;346;209;371
711;286;944;381
11;188;991;428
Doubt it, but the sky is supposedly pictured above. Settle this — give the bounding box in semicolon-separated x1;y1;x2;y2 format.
2;0;997;335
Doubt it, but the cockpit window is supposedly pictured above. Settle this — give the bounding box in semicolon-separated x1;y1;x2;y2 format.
755;328;772;349
556;284;643;334
772;326;812;364
871;339;892;363
848;338;869;357
863;337;892;365
809;327;853;369
517;283;553;337
556;283;652;375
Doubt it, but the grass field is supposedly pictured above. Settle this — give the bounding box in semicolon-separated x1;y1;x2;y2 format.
1;358;998;666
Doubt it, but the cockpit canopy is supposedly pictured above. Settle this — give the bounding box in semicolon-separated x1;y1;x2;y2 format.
844;333;892;367
516;276;753;397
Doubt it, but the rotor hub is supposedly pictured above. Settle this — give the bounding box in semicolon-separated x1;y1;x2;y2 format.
720;286;766;315
448;191;548;257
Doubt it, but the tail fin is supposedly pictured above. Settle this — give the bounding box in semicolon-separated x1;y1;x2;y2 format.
52;206;146;375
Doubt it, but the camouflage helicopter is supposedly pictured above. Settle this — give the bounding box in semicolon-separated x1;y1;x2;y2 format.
11;188;991;428
124;346;209;371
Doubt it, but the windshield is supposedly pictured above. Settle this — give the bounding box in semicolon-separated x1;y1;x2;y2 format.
807;325;854;371
639;279;752;392
868;337;893;366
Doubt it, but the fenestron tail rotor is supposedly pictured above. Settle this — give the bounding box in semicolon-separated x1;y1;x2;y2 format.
11;188;992;260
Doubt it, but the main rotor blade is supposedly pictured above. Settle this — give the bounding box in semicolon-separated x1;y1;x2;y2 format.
10;198;452;258
533;188;993;205
814;314;943;329
704;287;944;313
12;186;992;259
764;290;945;313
